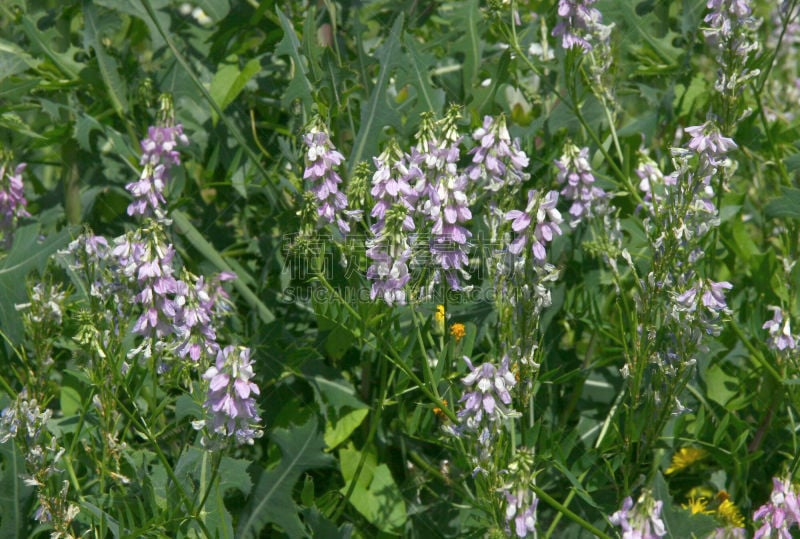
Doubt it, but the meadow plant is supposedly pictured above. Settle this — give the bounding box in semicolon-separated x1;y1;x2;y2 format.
5;0;800;537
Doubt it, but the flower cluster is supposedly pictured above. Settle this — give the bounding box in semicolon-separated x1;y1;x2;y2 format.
126;124;188;220
506;189;563;264
366;144;416;305
499;448;539;538
672;278;733;336
0;391;80;535
609;491;667;539
552;0;605;53
302;126;355;236
753;477;800;538
554;143;607;226
457;354;517;445
763;306;797;352
703;0;761;95
196;345;263;445
465;115;529;192
0;161;30;245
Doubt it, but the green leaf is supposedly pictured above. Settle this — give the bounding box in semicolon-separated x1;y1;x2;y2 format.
17;10;82;79
171;210;275;324
652;472;718;538
194;0;230;22
83;1;129;114
765;187;800;220
0;39;38;81
339;445;407;534
448;0;481;94
209;55;261;124
396;35;445;118
0;225;75;344
0;439;34;539
235;417;333;539
324;409;368;450
275;7;314;114
785;153;800;172
348;14;404;174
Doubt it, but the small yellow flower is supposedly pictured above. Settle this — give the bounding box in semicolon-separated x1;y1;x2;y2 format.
432;304;446;335
665;447;708;475
433;399;448;419
450;323;466;342
716;497;745;528
683;496;712;515
435;305;445;323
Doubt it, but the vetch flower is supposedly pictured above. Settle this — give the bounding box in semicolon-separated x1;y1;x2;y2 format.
554;143;607;225
763;306;796;352
753;477;800;538
458;355;517;439
0;161;30;245
552;0;605;52
506;189;563;264
609;491;667;539
302;125;357;236
198;345;264;445
465;115;529;192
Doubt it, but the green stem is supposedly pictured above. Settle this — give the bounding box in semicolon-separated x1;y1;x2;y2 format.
529;484;612;539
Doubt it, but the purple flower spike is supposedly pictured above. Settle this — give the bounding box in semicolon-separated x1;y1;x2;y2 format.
609;492;667;539
552;0;605;53
457;355;517;442
302;127;358;236
198;345;263;445
506;190;563;264
465;115;530;191
126;125;189;220
763;306;797;352
0;162;30;245
554;144;607;225
754;477;800;539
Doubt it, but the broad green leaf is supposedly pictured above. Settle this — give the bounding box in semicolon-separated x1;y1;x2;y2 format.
0;39;38;81
785;153;800;172
765;187;800;220
448;0;481;94
235;417;333;539
0;438;34;539
18;10;82;79
209;55;261;124
0;225;75;344
397;35;445;118
93;0;170;49
339;445;407;534
194;0;230;22
171;210;275;323
83;1;129;114
652;472;718;538
325;409;368;450
348;14;404;174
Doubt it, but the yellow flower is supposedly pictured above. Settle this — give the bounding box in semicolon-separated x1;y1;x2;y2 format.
450;323;466;342
432;305;446;335
716;496;745;528
683;496;712;515
435;305;445;322
665;447;708;475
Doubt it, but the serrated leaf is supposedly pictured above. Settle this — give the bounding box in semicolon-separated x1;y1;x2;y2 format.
275;7;314;114
83;1;129;114
18;10;82;79
348;14;404;173
0;225;75;344
93;0;170;49
765;187;800;220
396;35;445;118
448;0;481;93
235;417;333;539
0;39;38;81
600;0;684;74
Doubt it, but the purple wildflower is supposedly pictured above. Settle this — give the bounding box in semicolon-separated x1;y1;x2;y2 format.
458;355;517;437
126;125;188;220
684;123;738;168
763;307;796;352
198;345;263;445
506;190;563;264
0;162;30;245
504;490;538;538
429;168;473;290
704;0;759;57
609;493;667;539
552;0;604;52
302;127;356;236
753;477;800;539
465;115;529;192
554;144;607;225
